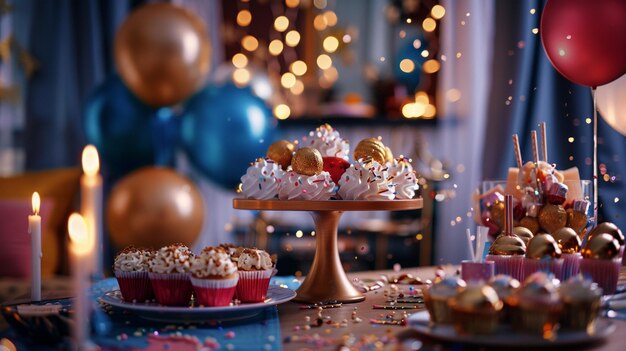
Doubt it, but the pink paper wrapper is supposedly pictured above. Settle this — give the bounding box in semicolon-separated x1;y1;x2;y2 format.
236;269;273;302
148;272;193;306
191;276;238;307
579;259;621;294
485;255;524;281
461;261;494;282
115;270;154;303
522;258;563;282
560;253;582;281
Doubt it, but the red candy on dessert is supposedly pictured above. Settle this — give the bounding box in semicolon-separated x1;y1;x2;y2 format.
323;156;350;184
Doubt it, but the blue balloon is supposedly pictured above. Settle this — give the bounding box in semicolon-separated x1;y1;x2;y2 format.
84;75;177;177
394;35;429;91
181;84;276;189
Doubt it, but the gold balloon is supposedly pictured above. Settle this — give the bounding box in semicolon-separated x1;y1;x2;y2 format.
526;234;561;259
552;227;581;254
384;146;394;163
588;222;624;246
291;147;323;175
353;138;386;164
489;234;526;255
115;3;211;107
519;216;540;235
107;167;204;249
267;140;295;170
513;226;534;246
581;233;620;260
538;204;567;234
566;208;588;236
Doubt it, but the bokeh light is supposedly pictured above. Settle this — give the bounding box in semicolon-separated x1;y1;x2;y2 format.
399;59;415;73
323;11;338;27
237;10;252;27
285;30;301;47
423;59;440;73
268;40;284;56
274;16;289;32
431;5;446;19
314;15;328;31
317;54;332;69
323;36;339;53
281;72;296;88
422;18;436;32
290;80;304;95
314;0;327;10
291;60;308;76
241;35;259;51
274;104;291;120
232;53;248;68
286;0;300;8
232;68;251;86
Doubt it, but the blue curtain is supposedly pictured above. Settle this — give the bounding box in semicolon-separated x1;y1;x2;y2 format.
483;0;626;228
15;0;144;170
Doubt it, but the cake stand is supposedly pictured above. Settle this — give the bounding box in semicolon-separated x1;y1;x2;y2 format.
232;199;423;303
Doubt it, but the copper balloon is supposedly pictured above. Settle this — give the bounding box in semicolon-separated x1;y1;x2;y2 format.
107;167;204;249
115;3;211;107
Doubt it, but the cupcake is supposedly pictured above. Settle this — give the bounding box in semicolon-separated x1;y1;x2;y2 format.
552;227;582;281
522;234;563;281
240;158;285;200
487;275;520;323
278;148;336;200
423;276;466;324
190;247;238;307
558;275;602;332
148;244;194;306
234;248;276;302
337;158;395;200
113;246;154;302
387;157;418;200
506;272;562;337
485;234;526;281
579;233;621;294
448;284;503;335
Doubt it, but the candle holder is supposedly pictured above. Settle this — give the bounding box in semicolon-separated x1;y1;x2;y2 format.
233;199;423;303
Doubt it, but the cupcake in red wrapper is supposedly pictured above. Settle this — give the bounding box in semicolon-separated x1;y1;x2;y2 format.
485;234;526;281
232;248;276;302
114;246;154;302
190;247;238;307
552;227;582;281
522;234;563;281
580;233;621;294
148;244;194;306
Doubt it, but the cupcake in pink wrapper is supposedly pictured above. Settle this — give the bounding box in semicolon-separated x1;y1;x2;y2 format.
114;246;154;302
485;234;526;281
148;244;194;306
232;248;276;302
190;247;238;307
522;234;563;282
552;227;582;281
586;222;624;263
580;233;621;294
506;272;562;336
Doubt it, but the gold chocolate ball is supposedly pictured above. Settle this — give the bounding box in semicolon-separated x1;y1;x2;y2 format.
588;222;624;246
353;137;386;164
581;233;620;260
538;204;567;234
551;227;581;254
526;234;562;259
489;234;526;255
519;216;540;235
566;208;588;236
449;285;503;313
513;226;534;246
384;146;394;163
291;147;323;176
267;140;295;169
490;202;505;229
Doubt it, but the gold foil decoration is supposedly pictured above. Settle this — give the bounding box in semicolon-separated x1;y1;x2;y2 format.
291;147;323;175
552;227;581;254
538;204;567;234
581;233;620;260
267;140;295;170
526;234;562;259
353;138;386;164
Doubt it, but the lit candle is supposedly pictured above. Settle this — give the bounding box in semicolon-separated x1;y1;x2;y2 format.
81;145;103;278
68;213;92;349
28;192;41;302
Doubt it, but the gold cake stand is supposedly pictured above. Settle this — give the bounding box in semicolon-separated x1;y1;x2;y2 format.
232;199;423;303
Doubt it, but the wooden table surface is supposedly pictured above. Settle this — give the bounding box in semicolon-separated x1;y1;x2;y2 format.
278;266;626;351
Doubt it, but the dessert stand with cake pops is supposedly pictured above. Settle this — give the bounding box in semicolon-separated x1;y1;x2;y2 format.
233;198;422;303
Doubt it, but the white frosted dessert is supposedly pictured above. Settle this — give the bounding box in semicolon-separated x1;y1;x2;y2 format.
278;171;336;200
303;124;350;159
233;248;275;271
149;244;193;274
114;247;153;273
240;158;285;200
191;247;238;279
338;159;395;200
387;157;418;199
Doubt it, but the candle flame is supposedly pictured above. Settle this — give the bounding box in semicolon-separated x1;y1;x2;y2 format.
32;192;40;215
68;213;90;255
82;145;100;177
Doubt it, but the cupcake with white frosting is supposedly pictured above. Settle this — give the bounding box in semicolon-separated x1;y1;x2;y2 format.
387;157;418;199
240;158;284;200
114;246;154;302
303;124;349;160
234;248;276;302
148;244;194;306
278;148;336;200
338;158;396;200
190;247;239;306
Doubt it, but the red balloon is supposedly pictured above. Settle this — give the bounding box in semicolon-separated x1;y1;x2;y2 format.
541;0;626;87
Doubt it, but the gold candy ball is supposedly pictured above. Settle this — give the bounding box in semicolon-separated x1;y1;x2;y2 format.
513;226;534;246
526;234;561;259
588;222;624;246
267;140;295;170
489;234;526;255
519;216;540;235
566;208;588;236
490;202;505;229
538;204;567;234
581;233;620;260
353;137;386;164
291;147;323;176
551;227;581;254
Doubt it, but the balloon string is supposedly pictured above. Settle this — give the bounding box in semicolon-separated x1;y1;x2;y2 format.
592;87;598;224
